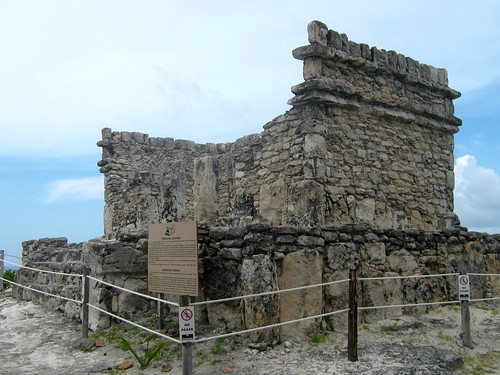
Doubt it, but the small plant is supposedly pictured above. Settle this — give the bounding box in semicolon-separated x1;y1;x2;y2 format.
361;324;371;332
2;269;16;289
211;337;228;355
381;325;392;333
437;329;452;342
194;349;208;367
119;336;167;369
310;334;329;344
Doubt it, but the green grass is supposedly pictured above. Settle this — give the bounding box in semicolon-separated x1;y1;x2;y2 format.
211;337;228;355
437;329;453;342
310;334;329;344
446;305;460;313
463;351;500;374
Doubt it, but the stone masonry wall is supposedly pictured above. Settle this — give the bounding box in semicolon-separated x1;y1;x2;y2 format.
14;226;500;338
291;21;461;230
12;238;84;320
98;21;462;239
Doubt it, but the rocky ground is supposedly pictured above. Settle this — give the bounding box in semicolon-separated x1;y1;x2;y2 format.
1;289;499;375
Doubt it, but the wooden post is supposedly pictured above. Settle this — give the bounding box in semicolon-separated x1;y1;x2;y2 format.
460;272;472;349
348;268;358;362
158;292;165;330
180;295;193;375
82;268;90;338
0;250;4;292
461;299;472;348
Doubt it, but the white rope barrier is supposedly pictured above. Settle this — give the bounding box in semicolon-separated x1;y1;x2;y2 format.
468;273;500;277
189;278;350;307
358;272;460;282
4;254;22;259
0;276;82;304
359;299;460;311
193;308;350;344
88;275;179;308
0;259;83;278
470;296;500;302
88;303;181;344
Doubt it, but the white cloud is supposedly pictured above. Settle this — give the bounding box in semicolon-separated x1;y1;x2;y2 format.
454;155;500;233
1;1;499;158
45;177;103;203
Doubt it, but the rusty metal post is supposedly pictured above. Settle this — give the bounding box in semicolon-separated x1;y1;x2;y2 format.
180;295;193;375
348;268;358;362
82;268;90;338
158;293;166;330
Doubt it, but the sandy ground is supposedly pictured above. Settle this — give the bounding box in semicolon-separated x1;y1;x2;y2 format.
0;289;499;375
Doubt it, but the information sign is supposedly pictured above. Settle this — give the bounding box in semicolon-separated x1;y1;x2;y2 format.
458;275;470;301
148;221;199;296
179;306;195;341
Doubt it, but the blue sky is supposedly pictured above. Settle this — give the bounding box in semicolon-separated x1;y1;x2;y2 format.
1;1;499;263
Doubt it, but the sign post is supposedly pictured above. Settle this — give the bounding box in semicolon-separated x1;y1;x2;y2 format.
180;295;193;375
459;274;472;348
458;275;470;301
148;221;199;375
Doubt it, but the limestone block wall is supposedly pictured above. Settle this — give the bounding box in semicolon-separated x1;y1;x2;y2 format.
289;21;461;230
97;128;224;238
15;226;499;336
12;238;84;320
98;21;462;238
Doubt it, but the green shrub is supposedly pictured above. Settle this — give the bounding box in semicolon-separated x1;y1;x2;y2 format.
2;269;16;289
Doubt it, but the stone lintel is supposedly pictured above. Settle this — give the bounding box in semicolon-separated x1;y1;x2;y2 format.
288;80;462;131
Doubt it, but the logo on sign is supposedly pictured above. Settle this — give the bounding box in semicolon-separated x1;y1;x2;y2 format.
164;225;176;236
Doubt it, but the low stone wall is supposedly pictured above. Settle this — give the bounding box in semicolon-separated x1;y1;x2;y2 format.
14;225;499;340
13;238;85;320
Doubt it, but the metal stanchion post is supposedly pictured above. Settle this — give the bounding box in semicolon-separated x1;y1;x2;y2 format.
348;268;358;362
0;250;4;292
180;295;193;375
158;293;165;330
82;268;90;338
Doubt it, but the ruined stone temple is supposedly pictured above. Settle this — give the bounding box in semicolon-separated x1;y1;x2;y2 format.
16;21;499;337
98;21;460;237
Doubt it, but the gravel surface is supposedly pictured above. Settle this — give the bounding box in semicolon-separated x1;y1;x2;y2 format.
1;289;499;374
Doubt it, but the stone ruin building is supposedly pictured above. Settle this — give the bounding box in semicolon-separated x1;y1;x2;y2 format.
15;21;499;339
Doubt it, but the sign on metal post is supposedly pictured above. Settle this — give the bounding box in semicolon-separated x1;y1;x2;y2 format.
458;274;470;301
179;305;195;342
459;273;472;348
148;221;199;297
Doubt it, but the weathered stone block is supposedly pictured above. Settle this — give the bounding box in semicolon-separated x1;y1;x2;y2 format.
241;255;278;342
279;249;323;339
326;243;359;271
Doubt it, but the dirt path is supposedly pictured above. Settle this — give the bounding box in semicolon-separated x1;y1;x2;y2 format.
1;290;498;374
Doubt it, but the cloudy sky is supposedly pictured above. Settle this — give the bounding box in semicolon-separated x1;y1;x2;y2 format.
1;0;499;262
